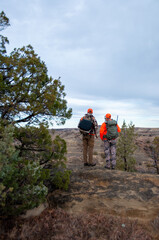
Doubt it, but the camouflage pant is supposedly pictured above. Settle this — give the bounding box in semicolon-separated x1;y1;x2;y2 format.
104;139;116;168
83;135;94;164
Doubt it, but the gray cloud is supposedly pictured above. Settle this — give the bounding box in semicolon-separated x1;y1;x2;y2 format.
1;0;159;127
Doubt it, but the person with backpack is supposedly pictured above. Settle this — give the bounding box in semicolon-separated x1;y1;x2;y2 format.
78;108;98;167
100;113;121;170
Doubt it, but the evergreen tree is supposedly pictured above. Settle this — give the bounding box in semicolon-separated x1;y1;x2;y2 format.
0;11;10;54
14;124;71;191
117;121;137;172
0;11;72;127
152;137;159;174
0;44;72;126
14;124;54;164
0;124;49;216
0;12;72;216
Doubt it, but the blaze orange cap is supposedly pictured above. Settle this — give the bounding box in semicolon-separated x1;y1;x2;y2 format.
87;108;93;114
106;113;111;119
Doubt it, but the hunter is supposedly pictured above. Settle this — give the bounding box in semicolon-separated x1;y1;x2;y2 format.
100;113;121;170
78;108;98;167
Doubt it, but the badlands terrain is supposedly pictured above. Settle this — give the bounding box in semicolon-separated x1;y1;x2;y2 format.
50;127;159;173
49;127;159;224
2;128;159;240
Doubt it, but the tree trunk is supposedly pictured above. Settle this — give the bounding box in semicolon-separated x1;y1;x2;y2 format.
124;157;127;171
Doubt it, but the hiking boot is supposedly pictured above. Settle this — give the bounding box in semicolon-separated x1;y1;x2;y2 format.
104;166;110;169
84;163;89;166
89;163;96;167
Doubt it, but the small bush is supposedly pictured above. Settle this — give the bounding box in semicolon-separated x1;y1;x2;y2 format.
117;121;137;172
50;168;71;190
15;125;71;192
0;125;49;216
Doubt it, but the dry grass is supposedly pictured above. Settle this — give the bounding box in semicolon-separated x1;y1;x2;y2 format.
0;208;156;240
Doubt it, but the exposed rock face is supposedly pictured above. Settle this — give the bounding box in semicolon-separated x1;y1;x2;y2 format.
48;128;159;224
48;167;159;223
50;127;159;173
2;128;159;240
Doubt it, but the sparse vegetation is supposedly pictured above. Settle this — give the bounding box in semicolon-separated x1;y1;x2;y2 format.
0;208;154;240
152;137;159;174
117;121;137;172
146;163;154;168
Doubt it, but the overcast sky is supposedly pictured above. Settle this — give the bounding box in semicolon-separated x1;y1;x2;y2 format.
1;0;159;128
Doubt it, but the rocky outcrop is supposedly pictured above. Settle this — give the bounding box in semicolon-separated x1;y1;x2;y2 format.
48;128;159;225
50;127;159;173
2;128;159;240
48;166;159;224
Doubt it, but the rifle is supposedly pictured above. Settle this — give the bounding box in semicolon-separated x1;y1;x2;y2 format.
116;115;119;123
94;125;98;138
89;115;98;138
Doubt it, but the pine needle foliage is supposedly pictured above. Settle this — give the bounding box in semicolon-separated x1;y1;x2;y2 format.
0;44;72;126
0;124;49;216
14;124;71;191
51;136;71;190
0;11;72;127
152;137;159;174
14;124;53;165
117;121;137;172
0;11;10;54
0;11;72;216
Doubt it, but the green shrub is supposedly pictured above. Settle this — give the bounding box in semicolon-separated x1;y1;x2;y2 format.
14;124;53;164
51;168;71;190
0;125;49;216
15;125;71;191
117;121;137;172
50;135;71;190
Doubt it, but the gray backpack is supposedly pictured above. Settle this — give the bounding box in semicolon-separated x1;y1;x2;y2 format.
104;119;118;140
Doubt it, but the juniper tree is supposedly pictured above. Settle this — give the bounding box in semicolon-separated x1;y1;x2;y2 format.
0;11;10;54
0;11;72;216
0;124;49;216
152;137;159;174
14;124;71;190
116;121;137;172
0;12;72;126
0;44;72;126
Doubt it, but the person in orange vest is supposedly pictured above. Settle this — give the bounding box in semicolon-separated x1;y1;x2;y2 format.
78;108;98;167
100;113;121;169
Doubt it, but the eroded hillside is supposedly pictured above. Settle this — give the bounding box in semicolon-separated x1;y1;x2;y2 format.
47;128;159;239
49;128;159;222
50;127;159;173
2;128;159;239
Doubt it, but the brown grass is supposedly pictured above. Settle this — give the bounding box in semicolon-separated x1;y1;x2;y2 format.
0;208;156;240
